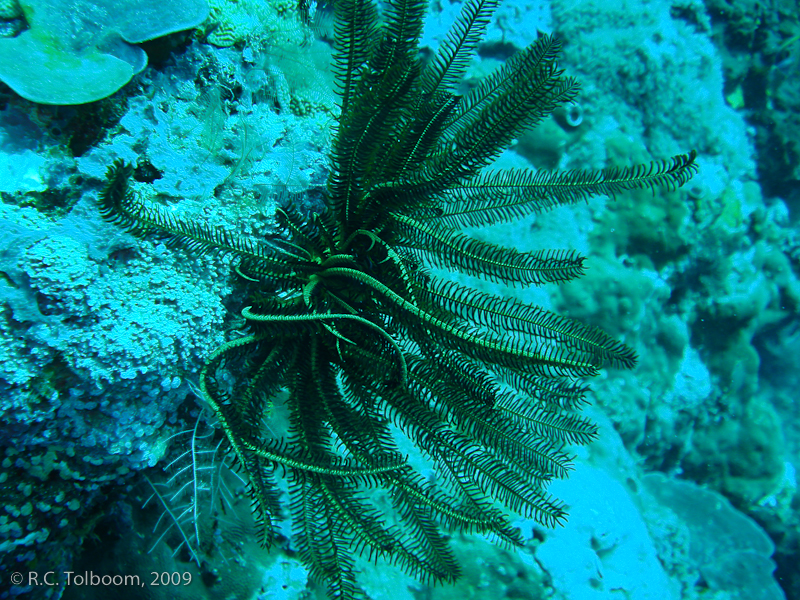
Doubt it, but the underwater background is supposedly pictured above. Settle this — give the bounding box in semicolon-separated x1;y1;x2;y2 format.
0;0;798;598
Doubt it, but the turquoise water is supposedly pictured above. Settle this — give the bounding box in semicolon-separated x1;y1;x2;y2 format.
0;0;797;599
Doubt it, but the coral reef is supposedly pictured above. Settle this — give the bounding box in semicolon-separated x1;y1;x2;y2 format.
0;0;797;597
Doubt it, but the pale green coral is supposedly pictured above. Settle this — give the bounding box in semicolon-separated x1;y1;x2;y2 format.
643;472;785;600
0;0;209;104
